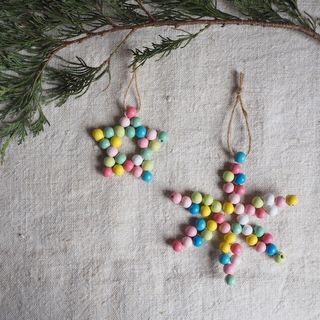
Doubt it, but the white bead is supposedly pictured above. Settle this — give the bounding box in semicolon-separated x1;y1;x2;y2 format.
146;129;157;140
229;192;241;204
268;205;279;217
237;214;249;225
119;117;130;128
231;255;241;266
235;203;245;215
263;193;275;207
132;154;143;166
242;224;253;236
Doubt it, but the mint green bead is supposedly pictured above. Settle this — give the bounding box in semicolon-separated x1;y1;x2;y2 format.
104;156;115;167
140;148;153;160
202;194;214;206
104;127;114;139
211;200;222;213
99;138;110;150
142;160;154;171
158;131;169;143
223;170;234;182
130;117;142;128
115;153;126;165
114;125;125;137
201;229;213;241
191;192;202;204
149;139;161;152
232;223;242;235
125;126;135;138
254;226;265;238
225;274;236;286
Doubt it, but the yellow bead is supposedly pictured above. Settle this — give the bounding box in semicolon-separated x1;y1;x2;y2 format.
219;242;231;253
246;234;258;246
113;164;125;176
286;195;298;206
201;205;211;217
223;202;234;214
92;128;104;141
110;136;122;148
224;233;237;244
206;220;217;232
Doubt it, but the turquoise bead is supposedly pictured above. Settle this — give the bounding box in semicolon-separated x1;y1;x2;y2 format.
140;148;153;160
219;253;231;265
234;173;246;185
195;218;206;231
115;153;126;164
266;243;278;256
130;117;142;128
125;126;135;138
193;235;204;247
104;127;114;139
189;203;200;215
158;131;169;143
99;138;110;150
235;151;247;164
231;223;242;235
135;126;147;138
142;171;153;183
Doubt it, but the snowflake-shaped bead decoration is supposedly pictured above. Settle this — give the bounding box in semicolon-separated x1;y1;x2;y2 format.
170;151;298;286
92;106;168;182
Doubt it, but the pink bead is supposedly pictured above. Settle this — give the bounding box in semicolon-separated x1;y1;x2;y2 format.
181;236;193;248
262;233;273;244
132;166;143;178
245;204;256;216
123;160;134;172
181;196;192;208
231;243;242;255
255;241;267;253
213;213;225;224
275;196;286;208
229;192;241;204
125;106;137;119
256;208;267;219
119;116;130;127
231;254;241;266
230;163;241;174
223;264;235;275
137;138;149;149
235;203;245;215
171;192;182;204
146;129;157;141
106;146;118;157
102;167;114;177
172;240;183;252
219;222;231;234
234;185;246;196
185;226;197;237
223;182;234;194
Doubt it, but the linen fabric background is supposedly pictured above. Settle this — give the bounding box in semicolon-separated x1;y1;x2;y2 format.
1;2;320;319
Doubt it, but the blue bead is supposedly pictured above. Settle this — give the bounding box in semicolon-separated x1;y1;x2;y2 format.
189;203;200;215
235;151;247;164
135;126;147;138
195;218;206;231
266;243;278;256
234;173;246;185
141;171;153;183
193;235;204;247
219;253;231;265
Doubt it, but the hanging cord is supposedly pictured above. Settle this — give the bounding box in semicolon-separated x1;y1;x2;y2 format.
227;72;252;156
123;65;142;111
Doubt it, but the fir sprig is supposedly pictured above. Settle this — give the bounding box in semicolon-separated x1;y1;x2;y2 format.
0;0;319;162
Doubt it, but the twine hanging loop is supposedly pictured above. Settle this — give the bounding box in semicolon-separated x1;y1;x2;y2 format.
123;65;142;111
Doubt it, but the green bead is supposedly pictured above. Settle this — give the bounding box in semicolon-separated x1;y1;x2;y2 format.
99;138;110;150
158;131;169;143
140;148;153;160
130;117;142;128
104;156;115;167
274;252;285;263
201;229;213;241
223;170;234;182
142;160;154;171
104;127;114;139
211;200;222;213
149;139;161;152
252;196;264;208
202;194;214;206
114;125;125;137
254;226;265;238
115;153;126;165
225;274;236;286
125;126;135;138
191;192;202;204
231;223;242;235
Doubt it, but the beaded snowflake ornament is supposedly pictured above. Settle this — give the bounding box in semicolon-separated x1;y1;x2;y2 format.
91;106;168;182
170;151;298;286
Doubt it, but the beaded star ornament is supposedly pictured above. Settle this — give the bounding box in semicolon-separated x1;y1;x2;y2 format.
91;68;168;182
170;73;298;286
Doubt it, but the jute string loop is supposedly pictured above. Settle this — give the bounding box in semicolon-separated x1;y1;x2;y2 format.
123;65;141;111
227;72;252;156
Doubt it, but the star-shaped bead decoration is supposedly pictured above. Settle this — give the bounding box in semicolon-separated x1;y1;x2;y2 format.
170;151;298;286
91;106;168;182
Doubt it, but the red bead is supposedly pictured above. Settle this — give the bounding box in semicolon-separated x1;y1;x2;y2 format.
102;167;114;177
213;213;225;224
256;208;267;219
172;240;183;252
231;243;242;255
125;106;137;119
230;163;241;174
262;233;273;244
123;160;134;172
234;185;246;196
